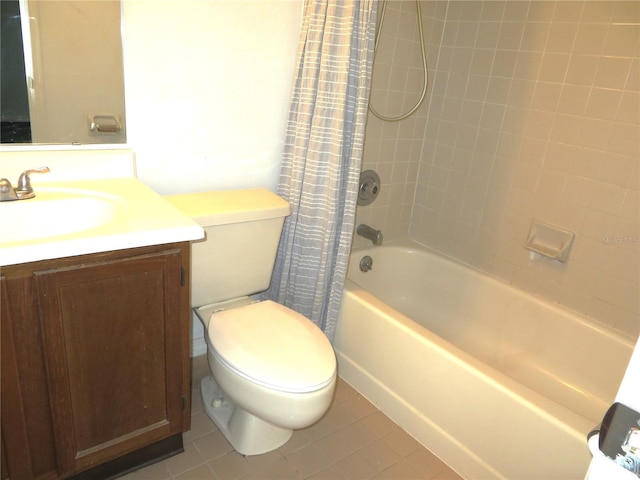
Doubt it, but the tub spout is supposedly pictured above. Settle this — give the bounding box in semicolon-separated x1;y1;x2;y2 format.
357;224;383;246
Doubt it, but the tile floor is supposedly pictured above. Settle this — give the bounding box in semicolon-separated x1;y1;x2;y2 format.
121;356;462;480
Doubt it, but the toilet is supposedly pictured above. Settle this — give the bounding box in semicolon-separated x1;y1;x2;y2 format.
165;189;337;456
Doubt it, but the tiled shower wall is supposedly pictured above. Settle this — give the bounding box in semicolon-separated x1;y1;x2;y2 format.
357;1;639;338
356;1;444;244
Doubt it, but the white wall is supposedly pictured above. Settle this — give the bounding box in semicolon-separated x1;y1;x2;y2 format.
119;1;302;354
121;0;303;194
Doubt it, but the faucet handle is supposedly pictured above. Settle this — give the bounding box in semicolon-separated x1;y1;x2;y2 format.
0;178;18;201
16;166;50;193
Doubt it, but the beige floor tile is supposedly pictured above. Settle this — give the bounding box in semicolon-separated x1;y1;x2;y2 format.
313;421;375;463
304;463;346;480
243;449;284;470
301;413;344;442
278;430;312;456
404;448;450;479
283;443;330;479
382;428;422;457
242;457;301;480
335;393;379;421
358;438;402;472
324;399;367;428
191;387;205;416
163;441;207;477
360;411;399;439
192;430;234;462
208;451;252;479
318;398;361;430
432;466;465;480
174;367;464;480
333;452;378;479
173;463;216;480
184;410;218;443
332;377;359;403
371;459;424;480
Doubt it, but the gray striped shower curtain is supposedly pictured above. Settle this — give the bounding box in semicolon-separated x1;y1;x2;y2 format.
264;0;377;340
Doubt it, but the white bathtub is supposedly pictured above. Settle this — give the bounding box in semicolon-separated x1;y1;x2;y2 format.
334;242;634;480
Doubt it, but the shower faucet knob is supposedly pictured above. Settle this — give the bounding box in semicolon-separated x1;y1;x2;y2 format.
361;180;378;196
358;170;381;206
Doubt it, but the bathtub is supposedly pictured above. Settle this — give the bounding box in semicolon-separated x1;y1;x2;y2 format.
334;242;634;480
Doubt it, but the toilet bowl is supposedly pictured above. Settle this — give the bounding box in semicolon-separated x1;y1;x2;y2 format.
165;189;337;455
195;299;337;455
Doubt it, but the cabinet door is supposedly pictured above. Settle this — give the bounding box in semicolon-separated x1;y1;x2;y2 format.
1;274;59;479
35;248;188;474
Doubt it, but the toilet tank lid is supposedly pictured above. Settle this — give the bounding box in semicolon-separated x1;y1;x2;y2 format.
164;188;290;226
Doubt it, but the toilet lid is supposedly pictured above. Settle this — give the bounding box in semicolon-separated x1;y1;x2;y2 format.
208;300;336;393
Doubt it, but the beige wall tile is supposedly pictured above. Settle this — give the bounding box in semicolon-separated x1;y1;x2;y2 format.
358;0;639;338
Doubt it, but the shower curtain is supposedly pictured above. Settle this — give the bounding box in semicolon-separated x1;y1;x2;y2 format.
264;0;377;340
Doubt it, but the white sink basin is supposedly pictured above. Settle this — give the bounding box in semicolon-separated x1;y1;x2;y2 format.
0;178;203;266
0;150;204;267
0;188;126;243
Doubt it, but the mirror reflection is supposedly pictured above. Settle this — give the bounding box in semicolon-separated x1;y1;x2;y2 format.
1;0;126;144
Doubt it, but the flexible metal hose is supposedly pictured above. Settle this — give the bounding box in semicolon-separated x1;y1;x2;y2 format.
368;0;428;122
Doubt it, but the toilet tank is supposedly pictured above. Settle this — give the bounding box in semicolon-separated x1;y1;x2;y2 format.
165;189;290;307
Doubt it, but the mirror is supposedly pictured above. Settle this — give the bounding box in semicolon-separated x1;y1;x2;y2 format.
1;0;126;144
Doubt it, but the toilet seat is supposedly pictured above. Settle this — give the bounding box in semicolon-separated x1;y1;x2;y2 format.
207;300;336;394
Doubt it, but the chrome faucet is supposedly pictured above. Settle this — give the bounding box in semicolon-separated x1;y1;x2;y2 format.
0;166;50;201
357;224;383;246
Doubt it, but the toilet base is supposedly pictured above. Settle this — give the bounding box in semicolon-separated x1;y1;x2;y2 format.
200;375;293;456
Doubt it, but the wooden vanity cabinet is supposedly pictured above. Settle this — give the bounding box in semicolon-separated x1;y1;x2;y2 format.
0;243;192;479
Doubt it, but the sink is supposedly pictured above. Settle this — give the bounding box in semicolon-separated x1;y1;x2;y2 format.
0;187;126;244
0;176;203;267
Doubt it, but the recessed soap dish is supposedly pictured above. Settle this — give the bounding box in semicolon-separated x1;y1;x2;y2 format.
524;220;575;263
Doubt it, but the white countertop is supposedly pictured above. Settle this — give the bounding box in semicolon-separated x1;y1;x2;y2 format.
0;148;204;266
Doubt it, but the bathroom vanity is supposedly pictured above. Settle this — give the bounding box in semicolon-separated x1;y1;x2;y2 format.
1;243;191;479
0;149;204;479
